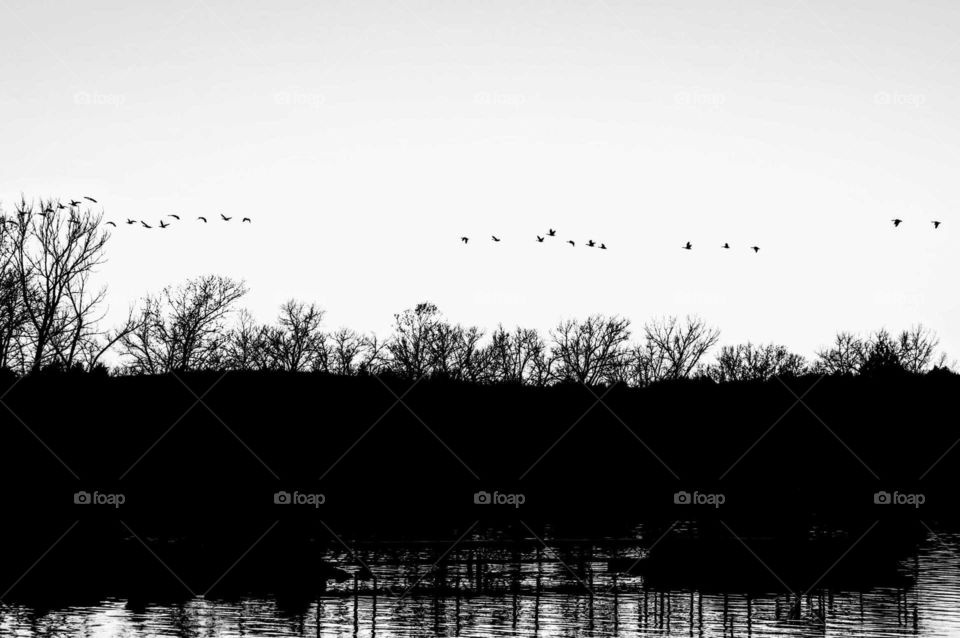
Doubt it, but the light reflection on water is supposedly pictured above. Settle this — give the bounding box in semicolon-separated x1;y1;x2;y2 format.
2;527;960;637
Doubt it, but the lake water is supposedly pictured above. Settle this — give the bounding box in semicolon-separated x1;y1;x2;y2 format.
3;522;960;637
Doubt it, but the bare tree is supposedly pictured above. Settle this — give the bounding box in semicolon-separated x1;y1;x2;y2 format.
328;327;367;375
706;342;808;382
11;198;112;372
119;275;248;373
262;300;326;372
641;315;720;380
486;325;550;385
897;324;946;373
223;309;268;371
551;314;632;385
814;331;866;375
388;302;442;378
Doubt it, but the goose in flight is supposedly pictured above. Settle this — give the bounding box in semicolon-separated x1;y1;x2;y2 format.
220;213;232;221
141;221;152;229
547;229;556;237
491;235;501;242
159;220;169;229
722;243;730;249
242;217;251;223
892;218;903;227
197;216;207;223
69;200;81;207
57;203;66;210
751;246;760;253
105;221;117;227
932;220;941;229
567;240;575;247
460;236;469;244
168;214;180;220
126;219;136;225
536;236;544;242
586;240;596;248
683;242;692;250
83;196;97;203
600;243;607;249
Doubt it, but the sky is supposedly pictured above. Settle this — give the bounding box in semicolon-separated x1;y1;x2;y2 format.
1;0;958;361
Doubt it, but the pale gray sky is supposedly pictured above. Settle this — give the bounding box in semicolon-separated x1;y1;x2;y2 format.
2;0;958;359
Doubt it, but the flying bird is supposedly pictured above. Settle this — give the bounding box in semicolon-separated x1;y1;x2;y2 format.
159;220;169;229
548;229;556;237
69;200;81;207
461;236;469;244
683;242;692;250
197;216;207;223
586;240;596;248
491;235;501;242
536;236;544;242
751;246;760;253
722;243;730;249
892;219;903;227
168;214;180;220
932;220;941;229
242;217;251;223
220;214;232;221
126;219;136;225
141;221;152;229
83;196;97;203
600;243;607;249
56;203;66;210
567;240;575;247
105;221;116;227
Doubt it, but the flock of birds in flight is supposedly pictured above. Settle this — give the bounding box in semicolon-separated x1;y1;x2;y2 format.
461;218;946;253
9;197;253;229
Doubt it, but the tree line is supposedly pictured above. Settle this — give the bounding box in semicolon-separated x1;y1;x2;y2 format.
0;198;950;383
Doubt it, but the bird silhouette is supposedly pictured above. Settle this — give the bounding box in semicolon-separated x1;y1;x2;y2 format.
548;229;557;237
751;246;760;253
197;216;207;223
168;214;180;220
69;200;81;207
56;203;66;210
567;240;575;247
105;221;117;227
220;214;232;221
159;220;169;229
932;220;941;229
126;219;136;225
242;217;251;223
491;235;501;242
536;236;544;242
83;196;97;203
892;219;903;227
722;243;730;249
460;236;469;244
42;206;54;214
587;240;596;248
600;243;607;249
140;221;152;229
683;242;692;250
